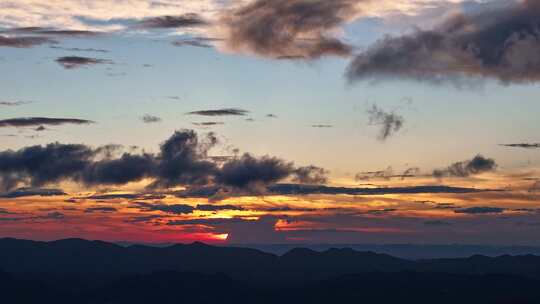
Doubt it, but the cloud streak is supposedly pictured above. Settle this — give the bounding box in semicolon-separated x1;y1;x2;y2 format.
187;108;249;117
0;117;94;128
55;56;113;69
0;35;53;48
500;143;540;149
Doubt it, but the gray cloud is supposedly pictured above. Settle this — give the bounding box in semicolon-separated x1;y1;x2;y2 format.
500;143;540;149
172;37;217;48
50;46;109;53
347;0;540;84
133;201;195;215
367;105;404;141
136;14;207;29
311;124;333;128
0;129;328;194
84;207;117;213
186;108;249;117
454;207;506;214
141;114;162;124
0;101;32;106
424;220;453;226
433;155;497;178
55;56;113;69
192;122;225;126
196;204;245;212
174;183;494;199
292;165;328;185
220;0;358;59
217;154;294;189
355;167;421;181
2;27;100;37
0;187;66;198
0;35;54;48
0;117;94;128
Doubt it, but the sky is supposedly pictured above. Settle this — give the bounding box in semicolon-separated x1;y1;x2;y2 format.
0;0;539;245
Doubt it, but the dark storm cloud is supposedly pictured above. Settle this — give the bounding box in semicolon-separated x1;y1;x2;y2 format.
292;166;328;185
216;154;294;189
500;143;540;149
136;14;208;29
55;56;113;69
433;155;497;178
0;129;327;193
0;188;66;198
141;114;162;124
0;117;94;128
346;0;540;84
186;108;249;117
0;142;95;191
77;154;157;186
454;207;506;214
149;130;219;188
367;105;404;141
220;0;358;59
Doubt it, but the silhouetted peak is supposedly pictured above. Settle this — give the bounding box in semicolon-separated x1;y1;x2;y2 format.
282;248;318;258
190;241;212;247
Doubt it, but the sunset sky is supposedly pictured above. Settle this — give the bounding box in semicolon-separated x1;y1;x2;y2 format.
0;0;539;245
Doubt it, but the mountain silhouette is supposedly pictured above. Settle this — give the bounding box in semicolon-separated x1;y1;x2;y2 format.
1;238;540;303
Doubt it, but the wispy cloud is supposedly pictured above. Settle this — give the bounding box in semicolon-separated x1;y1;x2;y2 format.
0;117;94;128
366;105;404;141
187;108;249;116
500;143;540;149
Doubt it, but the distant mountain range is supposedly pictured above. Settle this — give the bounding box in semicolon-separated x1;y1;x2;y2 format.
233;243;540;259
1;238;540;303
